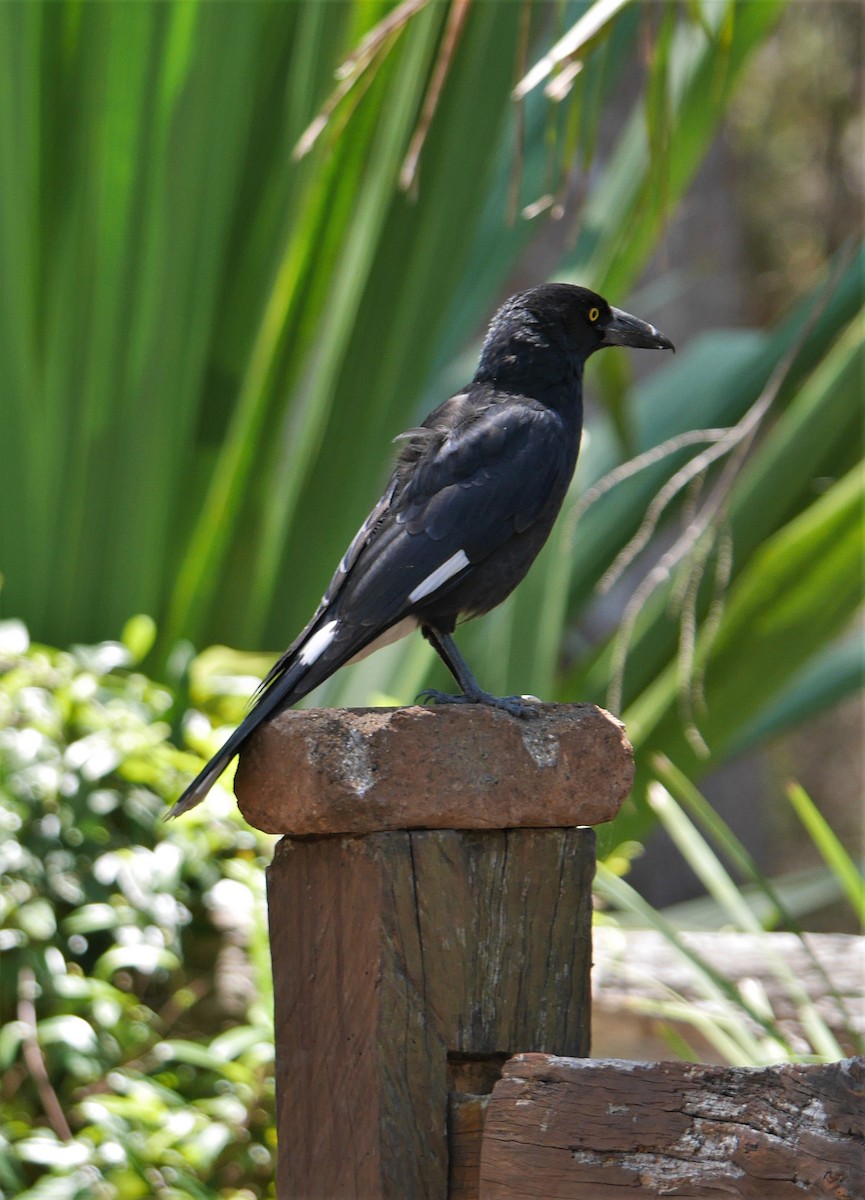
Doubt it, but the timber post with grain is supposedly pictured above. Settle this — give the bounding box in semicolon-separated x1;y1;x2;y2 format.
236;702;632;1199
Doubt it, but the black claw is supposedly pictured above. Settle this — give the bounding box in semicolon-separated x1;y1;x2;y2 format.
493;694;542;719
415;687;468;707
415;687;540;719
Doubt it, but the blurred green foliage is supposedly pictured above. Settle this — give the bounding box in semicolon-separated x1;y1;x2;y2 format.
0;621;275;1200
0;0;786;655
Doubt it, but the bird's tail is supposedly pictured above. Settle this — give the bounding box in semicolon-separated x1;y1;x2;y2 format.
165;603;385;819
164;654;310;820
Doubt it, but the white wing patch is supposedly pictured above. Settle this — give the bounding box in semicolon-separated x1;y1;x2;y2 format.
408;549;470;604
299;619;339;666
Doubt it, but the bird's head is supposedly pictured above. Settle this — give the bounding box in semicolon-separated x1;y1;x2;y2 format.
477;283;673;388
516;283;674;354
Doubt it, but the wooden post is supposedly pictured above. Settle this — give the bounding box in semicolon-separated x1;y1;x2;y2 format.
235;703;634;1200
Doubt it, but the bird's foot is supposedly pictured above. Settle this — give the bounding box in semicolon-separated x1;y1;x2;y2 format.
416;687;541;719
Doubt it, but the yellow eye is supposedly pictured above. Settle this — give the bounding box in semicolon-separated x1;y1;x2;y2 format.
588;306;600;322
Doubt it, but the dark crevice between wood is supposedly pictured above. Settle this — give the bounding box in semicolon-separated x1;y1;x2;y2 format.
447;1051;509;1096
446;1053;508;1200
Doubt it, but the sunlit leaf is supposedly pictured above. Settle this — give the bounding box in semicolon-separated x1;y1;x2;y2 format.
786;782;865;926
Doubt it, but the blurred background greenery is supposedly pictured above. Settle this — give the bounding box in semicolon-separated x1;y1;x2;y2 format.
1;1;862;1197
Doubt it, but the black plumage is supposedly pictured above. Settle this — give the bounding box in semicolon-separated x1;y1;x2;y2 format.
168;284;672;817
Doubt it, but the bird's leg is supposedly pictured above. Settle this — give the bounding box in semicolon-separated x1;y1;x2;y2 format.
417;625;540;718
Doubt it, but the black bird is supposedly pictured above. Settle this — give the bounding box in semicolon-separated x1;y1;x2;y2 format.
168;284;672;817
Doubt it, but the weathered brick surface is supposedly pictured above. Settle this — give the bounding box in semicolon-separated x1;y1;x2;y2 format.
234;703;632;835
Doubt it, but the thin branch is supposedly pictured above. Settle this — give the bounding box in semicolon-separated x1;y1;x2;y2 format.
599;429;740;593
507;0;533;226
18;967;73;1142
570;428;732;529
676;523;734;757
671;472;710;610
606;254;844;715
336;0;427;81
607;405;780;716
400;0;472;195
293;0;428;161
545;58;584;101
513;0;633;99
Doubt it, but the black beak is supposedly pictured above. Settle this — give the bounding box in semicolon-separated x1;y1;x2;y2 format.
602;306;674;352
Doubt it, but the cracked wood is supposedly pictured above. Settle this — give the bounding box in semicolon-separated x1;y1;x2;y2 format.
479;1054;865;1199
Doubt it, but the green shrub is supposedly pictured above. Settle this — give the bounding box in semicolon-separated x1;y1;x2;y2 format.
0;621;275;1200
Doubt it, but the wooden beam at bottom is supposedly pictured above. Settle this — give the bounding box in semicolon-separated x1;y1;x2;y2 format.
480;1054;865;1199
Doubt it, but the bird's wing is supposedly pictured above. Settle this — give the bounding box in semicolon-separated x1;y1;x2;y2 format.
258;399;570;693
324;399;573;626
167;400;570;818
397;399;570;548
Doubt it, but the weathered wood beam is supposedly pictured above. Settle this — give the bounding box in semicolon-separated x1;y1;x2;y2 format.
592;927;865;1062
479;1053;865;1198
